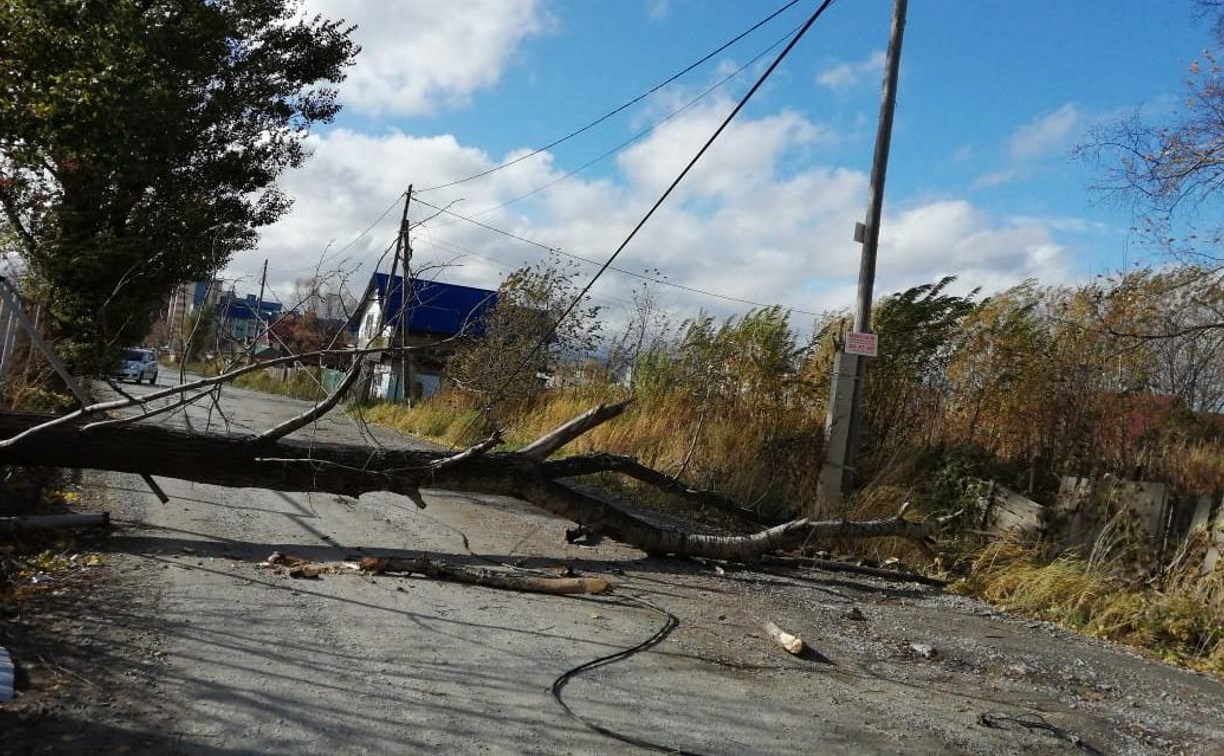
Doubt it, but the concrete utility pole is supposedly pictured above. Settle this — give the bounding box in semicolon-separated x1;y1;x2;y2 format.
817;0;907;514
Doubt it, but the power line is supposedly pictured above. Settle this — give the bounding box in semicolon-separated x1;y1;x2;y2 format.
411;197;822;317
277;193;406;275
416;0;805;194
490;0;839;398
412;230;641;310
431;23;800;225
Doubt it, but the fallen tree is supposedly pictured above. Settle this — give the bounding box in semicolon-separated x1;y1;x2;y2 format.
0;394;956;562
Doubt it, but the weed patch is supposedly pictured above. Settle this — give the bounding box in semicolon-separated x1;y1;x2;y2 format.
956;542;1224;674
232;367;328;402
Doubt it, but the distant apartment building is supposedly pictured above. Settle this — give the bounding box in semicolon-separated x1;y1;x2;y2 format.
215;291;282;351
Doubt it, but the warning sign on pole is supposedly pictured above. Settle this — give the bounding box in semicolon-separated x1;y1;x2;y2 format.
845;331;878;357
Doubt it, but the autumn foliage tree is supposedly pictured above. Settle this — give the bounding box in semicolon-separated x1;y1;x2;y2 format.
1080;2;1224;294
448;257;602;419
0;0;358;367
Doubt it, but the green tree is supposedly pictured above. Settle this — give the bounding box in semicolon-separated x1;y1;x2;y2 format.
0;0;357;367
857;277;978;475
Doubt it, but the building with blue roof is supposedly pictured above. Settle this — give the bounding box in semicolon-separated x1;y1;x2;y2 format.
352;273;498;401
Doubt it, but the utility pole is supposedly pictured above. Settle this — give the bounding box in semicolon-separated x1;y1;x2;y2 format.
385;186;413;404
400;186;414;406
817;0;907;514
254;258;268;354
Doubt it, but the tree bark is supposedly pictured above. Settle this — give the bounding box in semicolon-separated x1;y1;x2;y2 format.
359;556;613;595
0;410;955;561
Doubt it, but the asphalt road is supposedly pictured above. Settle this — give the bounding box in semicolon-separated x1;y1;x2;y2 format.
23;373;1224;754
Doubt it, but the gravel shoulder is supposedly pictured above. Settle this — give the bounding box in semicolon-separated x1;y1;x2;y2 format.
3;379;1223;754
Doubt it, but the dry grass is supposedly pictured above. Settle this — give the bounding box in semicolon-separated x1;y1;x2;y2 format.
956;539;1224;674
232;367;328;402
356;377;1224;675
1154;441;1224;496
357;392;487;448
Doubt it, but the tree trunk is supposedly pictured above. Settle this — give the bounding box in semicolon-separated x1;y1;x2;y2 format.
0;410;954;561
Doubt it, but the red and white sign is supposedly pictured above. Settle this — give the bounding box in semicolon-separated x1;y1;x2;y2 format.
845;331;878;357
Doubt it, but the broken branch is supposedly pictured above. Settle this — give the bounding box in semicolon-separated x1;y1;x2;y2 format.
543;451;762;525
360;556;613;595
517;400;633;461
763;621;804;655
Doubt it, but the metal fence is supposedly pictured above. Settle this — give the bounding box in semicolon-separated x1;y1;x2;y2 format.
0;279;40;402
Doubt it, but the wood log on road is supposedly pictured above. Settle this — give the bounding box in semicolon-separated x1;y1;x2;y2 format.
359;556;613;595
0;405;957;562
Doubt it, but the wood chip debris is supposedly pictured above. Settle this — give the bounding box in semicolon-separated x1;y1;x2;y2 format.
763;621;805;655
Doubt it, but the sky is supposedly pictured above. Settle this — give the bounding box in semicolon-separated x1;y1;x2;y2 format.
237;0;1217;332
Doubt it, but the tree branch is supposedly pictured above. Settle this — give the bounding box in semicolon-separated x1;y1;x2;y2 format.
0;408;960;562
542;451;762;525
517;399;633;461
0;342;435;451
247;353;366;445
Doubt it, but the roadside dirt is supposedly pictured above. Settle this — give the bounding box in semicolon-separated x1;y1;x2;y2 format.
3;381;1223;754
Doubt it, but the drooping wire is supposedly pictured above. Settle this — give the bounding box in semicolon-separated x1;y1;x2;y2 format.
483;0;839;395
279;194;405;275
412;196;822;317
429;21;802;223
416;0;805;194
548;595;706;755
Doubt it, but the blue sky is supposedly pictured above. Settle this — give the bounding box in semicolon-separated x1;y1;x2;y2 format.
244;0;1216;328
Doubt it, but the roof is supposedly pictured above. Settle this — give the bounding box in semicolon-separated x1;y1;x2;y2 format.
360;273;498;338
217;293;282;321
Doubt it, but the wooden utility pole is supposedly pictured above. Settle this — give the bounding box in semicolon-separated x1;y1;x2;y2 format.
400;186;414;406
385;186;413;404
254;259;268;352
817;0;908;514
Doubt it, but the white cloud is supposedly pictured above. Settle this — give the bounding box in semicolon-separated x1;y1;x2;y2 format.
879;200;1071;293
973;168;1017;189
647;0;678;21
975;103;1083;187
237;105;1077;335
303;0;549;116
1007;103;1082;161
816;51;886;92
615;96;831;199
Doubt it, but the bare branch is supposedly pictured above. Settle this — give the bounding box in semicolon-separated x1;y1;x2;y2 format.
0;341;448;451
431;430;504;470
517;399;633;461
80;386;218;432
247;354;365;445
542;451;762;526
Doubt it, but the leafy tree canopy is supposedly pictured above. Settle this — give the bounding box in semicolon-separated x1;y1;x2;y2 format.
0;0;357;367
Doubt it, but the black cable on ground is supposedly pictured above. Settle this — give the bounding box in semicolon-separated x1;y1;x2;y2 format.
549;594;711;755
977;711;1104;755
